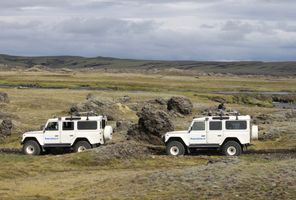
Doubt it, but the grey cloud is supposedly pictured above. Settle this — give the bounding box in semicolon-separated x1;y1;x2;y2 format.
59;18;158;36
0;0;296;61
0;0;70;10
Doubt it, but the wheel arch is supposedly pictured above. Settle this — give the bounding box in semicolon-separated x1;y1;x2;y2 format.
166;137;186;148
73;137;91;146
22;137;41;146
222;137;242;147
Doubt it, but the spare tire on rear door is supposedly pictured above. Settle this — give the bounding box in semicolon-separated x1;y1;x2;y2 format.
103;125;113;141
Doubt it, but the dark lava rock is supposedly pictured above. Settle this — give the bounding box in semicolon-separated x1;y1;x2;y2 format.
209;96;226;103
69;94;134;121
127;104;174;145
86;93;97;100
167;96;193;115
0;119;13;137
69;97;114;120
116;121;132;132
148;97;167;105
0;92;9;103
119;95;131;103
253;114;272;124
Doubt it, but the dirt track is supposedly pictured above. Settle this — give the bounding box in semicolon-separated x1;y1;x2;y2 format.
1;146;295;157
0;148;22;154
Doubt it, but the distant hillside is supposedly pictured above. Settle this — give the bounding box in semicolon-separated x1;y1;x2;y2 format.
0;54;296;75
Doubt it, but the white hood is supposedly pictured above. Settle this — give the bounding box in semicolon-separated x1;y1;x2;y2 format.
23;130;43;136
166;130;188;135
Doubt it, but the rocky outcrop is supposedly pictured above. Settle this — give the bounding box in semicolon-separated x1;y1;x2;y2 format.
167;96;193;115
69;94;134;121
127;104;174;145
0;92;9;103
0;119;13;137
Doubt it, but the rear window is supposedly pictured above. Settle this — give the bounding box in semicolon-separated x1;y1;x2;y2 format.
226;121;247;130
77;121;97;130
209;121;222;130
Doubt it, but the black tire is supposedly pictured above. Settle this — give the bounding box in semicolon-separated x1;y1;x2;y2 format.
166;141;185;156
73;141;91;153
222;141;242;156
23;140;41;155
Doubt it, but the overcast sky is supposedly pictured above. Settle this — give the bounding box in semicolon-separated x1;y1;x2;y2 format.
0;0;296;61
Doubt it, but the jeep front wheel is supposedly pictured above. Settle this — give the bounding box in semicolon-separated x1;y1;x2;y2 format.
73;141;91;153
23;140;41;155
222;141;242;156
166;141;185;156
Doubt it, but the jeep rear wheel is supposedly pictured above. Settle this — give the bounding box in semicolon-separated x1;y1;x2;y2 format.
23;140;41;155
222;141;242;156
166;141;185;156
73;141;91;153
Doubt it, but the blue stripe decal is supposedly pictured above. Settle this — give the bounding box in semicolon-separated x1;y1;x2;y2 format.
45;137;59;140
190;138;206;140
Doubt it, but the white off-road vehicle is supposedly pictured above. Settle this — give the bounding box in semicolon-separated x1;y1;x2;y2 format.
164;114;258;156
21;116;112;155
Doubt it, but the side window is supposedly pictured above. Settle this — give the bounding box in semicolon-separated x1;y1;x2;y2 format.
226;121;247;130
63;122;74;131
209;121;222;130
191;121;205;131
77;121;97;130
45;122;59;131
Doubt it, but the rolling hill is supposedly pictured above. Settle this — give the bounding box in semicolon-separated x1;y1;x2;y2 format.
0;54;296;75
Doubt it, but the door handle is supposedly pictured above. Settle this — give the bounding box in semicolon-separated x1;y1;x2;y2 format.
69;135;74;137
54;135;59;137
217;135;222;137
201;135;206;137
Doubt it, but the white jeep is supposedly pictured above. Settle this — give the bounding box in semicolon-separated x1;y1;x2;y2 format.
21;116;113;155
164;115;258;156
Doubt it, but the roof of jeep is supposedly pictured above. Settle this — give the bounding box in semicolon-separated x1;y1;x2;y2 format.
193;115;251;121
47;116;106;121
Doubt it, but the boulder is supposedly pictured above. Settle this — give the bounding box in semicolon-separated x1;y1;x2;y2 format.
167;96;193;115
69;94;134;121
116;121;132;132
127;104;174;145
86;93;97;100
119;95;131;103
148;97;167;105
0;119;13;137
209;96;226;103
70;98;114;120
0;92;9;103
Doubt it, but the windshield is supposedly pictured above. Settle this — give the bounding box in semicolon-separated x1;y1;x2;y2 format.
45;122;59;131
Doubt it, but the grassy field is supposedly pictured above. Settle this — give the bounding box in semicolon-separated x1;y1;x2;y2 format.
0;70;295;199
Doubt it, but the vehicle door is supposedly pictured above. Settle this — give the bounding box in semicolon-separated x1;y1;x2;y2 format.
207;120;224;144
189;120;207;145
43;121;60;144
61;121;76;144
